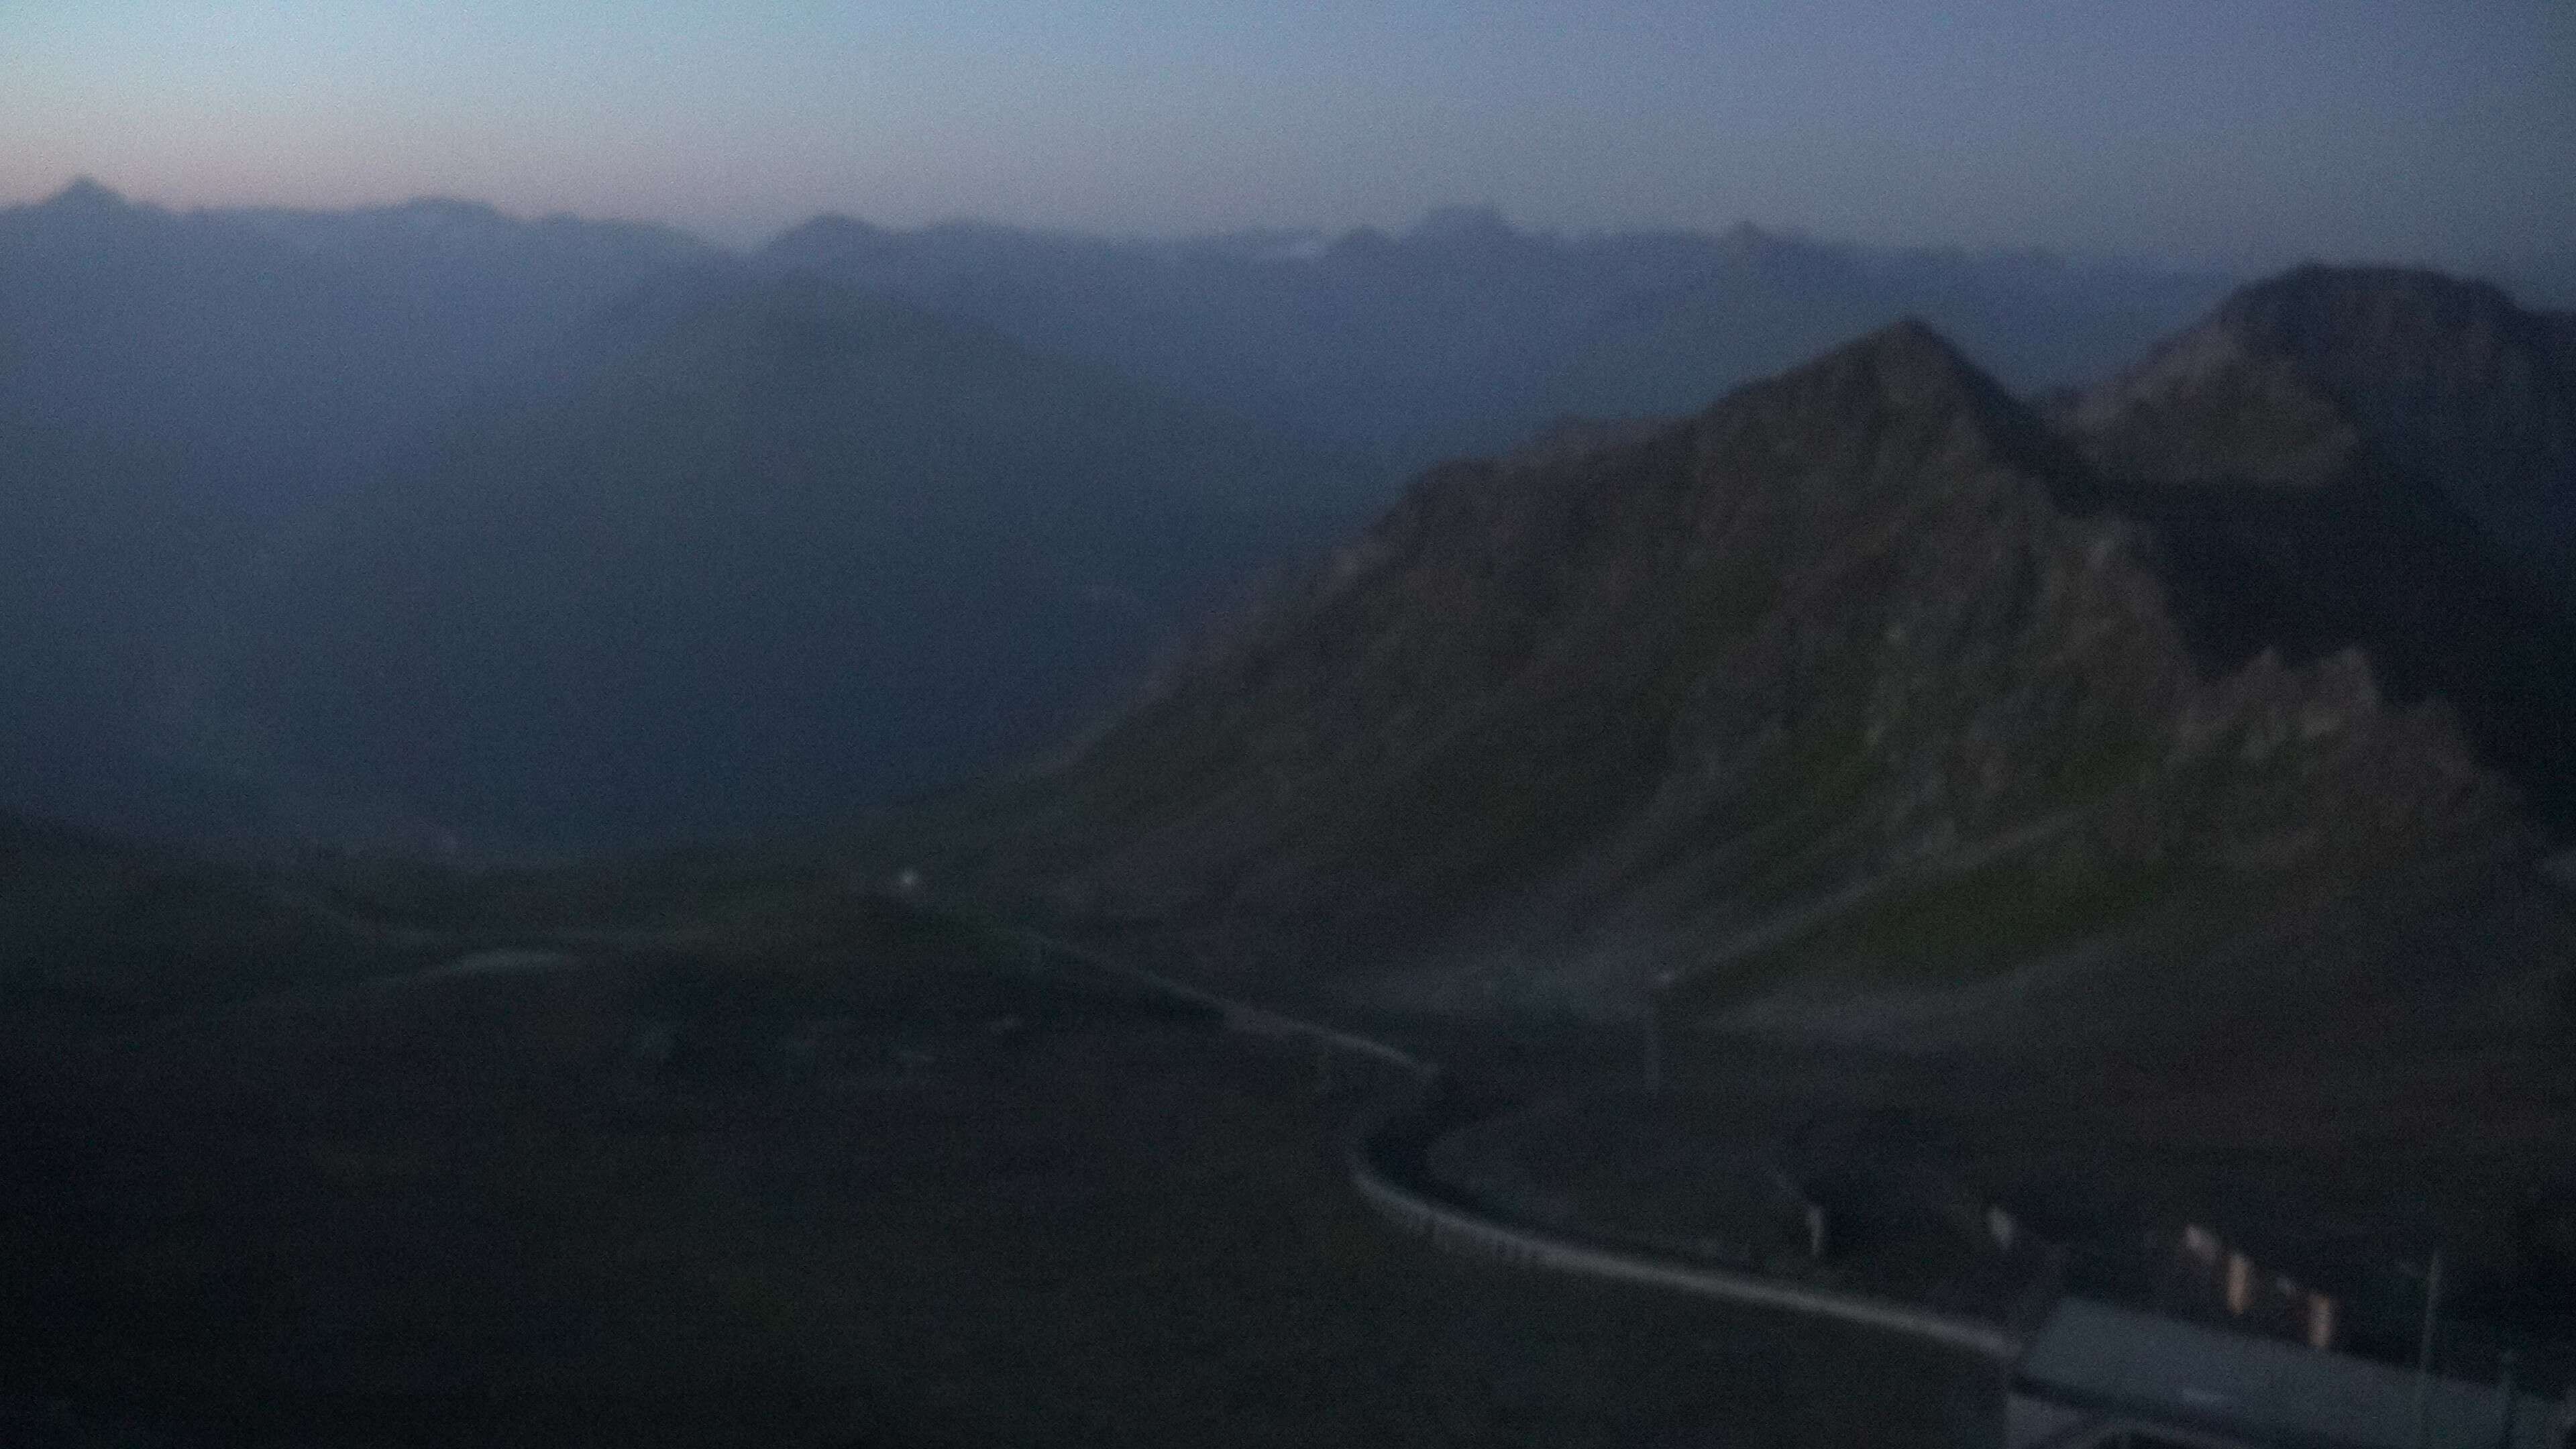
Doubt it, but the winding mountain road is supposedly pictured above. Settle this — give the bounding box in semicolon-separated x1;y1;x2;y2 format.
390;916;2035;1367
1006;929;2033;1364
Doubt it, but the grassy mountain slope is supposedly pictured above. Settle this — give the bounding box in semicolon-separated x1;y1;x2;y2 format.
923;316;2516;1018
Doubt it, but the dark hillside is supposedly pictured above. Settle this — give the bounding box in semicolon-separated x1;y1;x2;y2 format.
0;885;1990;1446
0;812;394;1036
244;274;1367;851
926;318;2514;1019
0;423;276;841
2066;266;2576;596
2059;267;2576;825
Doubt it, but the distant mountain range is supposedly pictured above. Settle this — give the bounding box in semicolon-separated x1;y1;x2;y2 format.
919;268;2575;1023
0;183;1364;851
3;180;2568;863
232;274;1367;849
759;205;2243;470
0;178;713;492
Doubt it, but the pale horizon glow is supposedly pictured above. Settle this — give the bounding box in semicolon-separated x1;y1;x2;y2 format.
5;1;2571;267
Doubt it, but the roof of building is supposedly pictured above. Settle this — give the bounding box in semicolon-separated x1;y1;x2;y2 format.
2014;1298;2569;1449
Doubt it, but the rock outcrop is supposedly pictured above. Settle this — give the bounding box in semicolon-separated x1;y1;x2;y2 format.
936;314;2519;1016
2059;266;2576;822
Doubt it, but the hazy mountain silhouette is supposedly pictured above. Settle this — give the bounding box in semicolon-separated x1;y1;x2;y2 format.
226;272;1368;851
2490;250;2576;311
0;422;279;841
1542;236;2244;425
6;185;2563;871
761;209;2238;468
0;182;726;847
0;180;712;492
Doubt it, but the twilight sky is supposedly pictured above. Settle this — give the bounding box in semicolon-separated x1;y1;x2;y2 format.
5;1;2570;262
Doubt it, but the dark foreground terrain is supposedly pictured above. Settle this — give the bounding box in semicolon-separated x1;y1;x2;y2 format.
0;875;1997;1448
1432;856;2576;1389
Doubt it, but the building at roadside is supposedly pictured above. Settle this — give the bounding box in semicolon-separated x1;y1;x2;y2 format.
2007;1298;2571;1449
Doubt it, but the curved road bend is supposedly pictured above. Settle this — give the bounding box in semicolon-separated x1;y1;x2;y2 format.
393;926;2030;1364
1008;930;2029;1364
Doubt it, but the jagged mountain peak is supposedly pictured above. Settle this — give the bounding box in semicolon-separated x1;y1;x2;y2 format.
2065;264;2576;492
41;176;128;212
8;178;156;239
1690;315;2082;492
932;315;2512;1018
2055;263;2576;826
2210;263;2528;356
2210;266;2576;490
1763;315;1984;400
762;211;895;258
